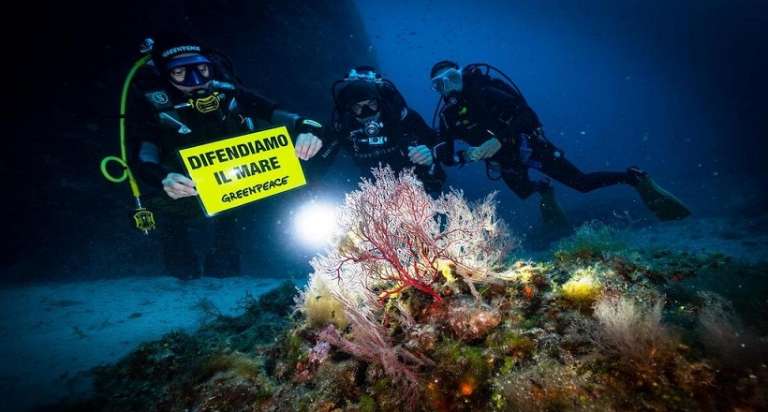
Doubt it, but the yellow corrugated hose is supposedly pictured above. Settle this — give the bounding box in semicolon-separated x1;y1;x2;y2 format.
99;54;156;234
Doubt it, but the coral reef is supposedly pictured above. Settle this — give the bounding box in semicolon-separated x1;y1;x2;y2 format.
62;167;767;412
559;266;604;308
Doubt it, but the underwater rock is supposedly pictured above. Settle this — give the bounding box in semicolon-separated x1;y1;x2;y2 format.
252;281;298;317
405;324;439;352
559;265;605;309
446;302;502;342
191;369;273;411
57;177;768;412
293;340;331;383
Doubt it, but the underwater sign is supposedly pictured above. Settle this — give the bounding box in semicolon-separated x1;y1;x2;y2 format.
178;126;306;216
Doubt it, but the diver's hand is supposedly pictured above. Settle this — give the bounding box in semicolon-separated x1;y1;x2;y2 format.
408;145;434;166
162;173;198;199
466;137;502;161
295;133;323;160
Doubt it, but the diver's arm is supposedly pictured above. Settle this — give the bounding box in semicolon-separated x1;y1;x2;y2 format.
432;112;463;167
236;88;324;157
263;108;323;160
482;86;542;143
269;109;300;133
135;142;169;188
237;88;279;121
297;122;344;180
448;85;538;162
126;86;197;198
404;109;438;146
402;108;438;166
270;111;324;160
237;88;321;137
136;142;197;199
127;90;170;187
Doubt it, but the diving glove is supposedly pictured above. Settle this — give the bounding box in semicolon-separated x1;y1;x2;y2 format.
467;137;502;161
408;145;434;166
295;131;323;160
296;117;323;134
294;118;324;160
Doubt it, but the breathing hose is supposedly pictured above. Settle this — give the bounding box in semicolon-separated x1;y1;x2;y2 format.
99;54;156;234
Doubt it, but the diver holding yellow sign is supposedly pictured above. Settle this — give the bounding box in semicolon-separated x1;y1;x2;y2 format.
179;126;308;216
126;32;323;279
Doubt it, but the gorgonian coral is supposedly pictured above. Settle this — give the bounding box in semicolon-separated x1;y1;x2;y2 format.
311;166;514;305
303;166;515;404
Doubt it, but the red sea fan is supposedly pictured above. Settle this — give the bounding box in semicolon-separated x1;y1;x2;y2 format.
314;166;515;303
307;166;516;407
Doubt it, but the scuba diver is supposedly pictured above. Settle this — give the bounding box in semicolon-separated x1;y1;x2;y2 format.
126;32;323;279
429;60;690;231
317;66;445;195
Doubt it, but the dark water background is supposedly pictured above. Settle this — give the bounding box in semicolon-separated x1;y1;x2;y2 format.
5;0;768;283
357;0;768;227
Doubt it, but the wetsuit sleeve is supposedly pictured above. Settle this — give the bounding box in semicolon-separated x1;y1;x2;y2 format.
237;88;324;143
316;126;342;163
301;117;343;179
432;111;460;167
125;88;173;188
481;85;542;144
401;108;447;192
402;109;439;146
125;87;162;148
236;89;279;122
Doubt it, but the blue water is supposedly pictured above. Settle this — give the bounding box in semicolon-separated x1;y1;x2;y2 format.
2;1;767;410
355;0;767;229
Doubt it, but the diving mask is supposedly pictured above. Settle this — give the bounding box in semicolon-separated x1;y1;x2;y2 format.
351;99;379;118
166;54;213;87
431;67;463;96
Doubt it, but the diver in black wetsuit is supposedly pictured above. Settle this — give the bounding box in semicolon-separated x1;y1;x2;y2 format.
317;67;445;195
128;32;324;279
429;60;690;229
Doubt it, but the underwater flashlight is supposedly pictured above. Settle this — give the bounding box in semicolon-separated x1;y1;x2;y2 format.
293;201;339;247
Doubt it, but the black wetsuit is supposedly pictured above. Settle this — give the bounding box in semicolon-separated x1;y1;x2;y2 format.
128;66;295;278
434;68;632;199
318;99;445;195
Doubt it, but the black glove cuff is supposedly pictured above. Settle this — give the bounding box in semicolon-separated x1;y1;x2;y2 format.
135;161;171;189
295;117;324;135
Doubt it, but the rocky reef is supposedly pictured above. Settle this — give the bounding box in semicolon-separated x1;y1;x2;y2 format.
53;167;767;412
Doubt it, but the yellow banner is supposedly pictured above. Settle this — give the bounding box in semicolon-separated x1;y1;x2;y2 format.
178;126;306;216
